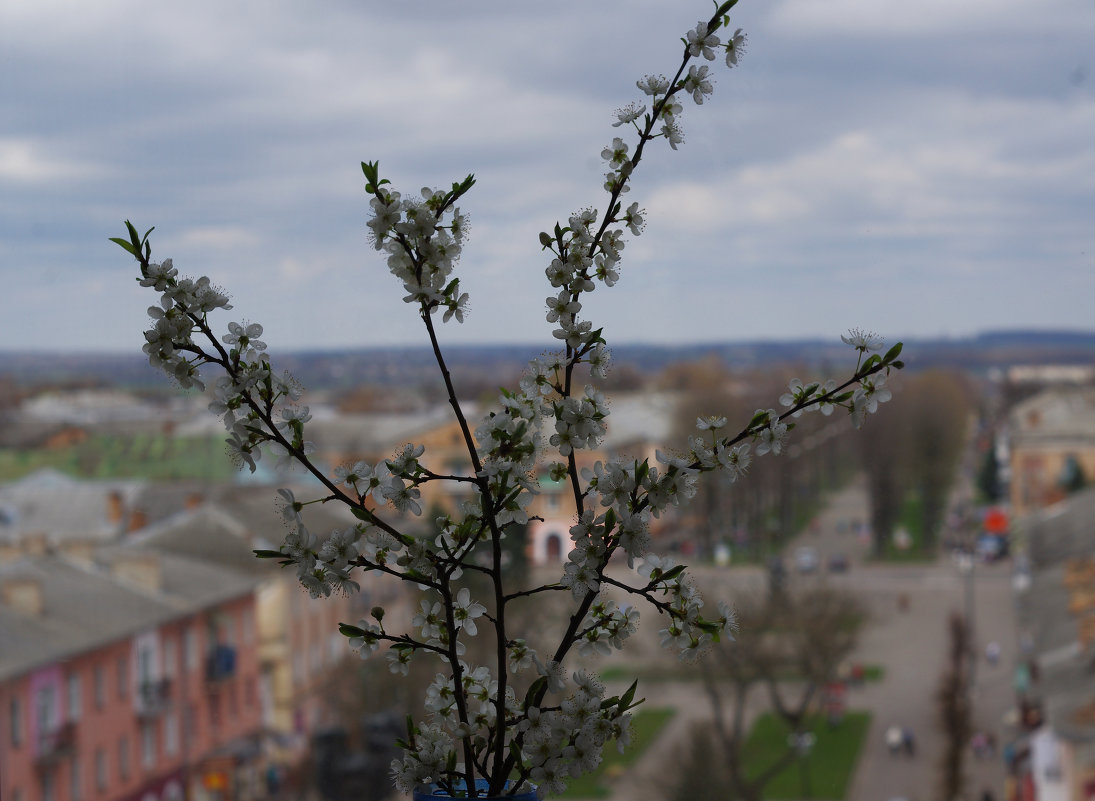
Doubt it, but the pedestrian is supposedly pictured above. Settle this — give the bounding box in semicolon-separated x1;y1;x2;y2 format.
886;725;904;756
986;641;1001;666
971;731;987;759
902;727;916;757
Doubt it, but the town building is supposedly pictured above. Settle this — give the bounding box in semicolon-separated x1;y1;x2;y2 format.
1008;388;1095;517
0;547;263;801
1012;489;1095;801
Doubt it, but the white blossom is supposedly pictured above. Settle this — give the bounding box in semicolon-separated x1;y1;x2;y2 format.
725;28;748;67
685;21;720;60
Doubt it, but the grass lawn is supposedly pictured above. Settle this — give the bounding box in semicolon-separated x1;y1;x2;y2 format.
875;496;935;563
742;711;871;800
553;707;676;799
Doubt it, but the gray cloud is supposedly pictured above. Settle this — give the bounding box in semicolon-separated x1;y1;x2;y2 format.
1;0;1093;353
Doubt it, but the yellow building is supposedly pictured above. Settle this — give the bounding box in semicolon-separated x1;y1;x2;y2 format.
1009;388;1095;516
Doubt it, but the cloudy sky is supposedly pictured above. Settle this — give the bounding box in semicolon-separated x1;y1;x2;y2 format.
2;0;1093;355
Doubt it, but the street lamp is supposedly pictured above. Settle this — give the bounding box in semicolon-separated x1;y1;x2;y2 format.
956;551;977;692
788;731;816;799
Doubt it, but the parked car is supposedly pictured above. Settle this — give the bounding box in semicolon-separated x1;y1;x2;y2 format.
795;546;820;574
976;533;1009;562
827;552;849;573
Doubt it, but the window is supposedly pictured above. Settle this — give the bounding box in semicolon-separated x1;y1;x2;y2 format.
184;707;197;742
94;665;105;710
69;754;82;801
9;696;23;747
208;692;221;729
67;672;82;722
117;655;128;700
223;613;236;646
35;685;57;733
141;723;156;769
118;734;130;781
242;608;255;645
163;713;178;757
184;628;198;672
163;637;176;679
40;771;56;801
137;643;154;686
95;747;107;792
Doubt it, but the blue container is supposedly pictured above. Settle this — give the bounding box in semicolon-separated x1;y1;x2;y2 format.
413;779;537;800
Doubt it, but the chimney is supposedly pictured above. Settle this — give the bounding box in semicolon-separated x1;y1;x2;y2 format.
107;491;124;525
127;508;148;533
112;553;162;594
1;576;44;616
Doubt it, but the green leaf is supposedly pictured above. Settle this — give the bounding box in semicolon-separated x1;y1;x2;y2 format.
539;232;553;247
338;622;366;638
620;680;637;707
525;677;547;706
749;410;770;428
110;237;137;256
659;564;686;583
883;341;903;363
252;549;284;559
350;506;374;523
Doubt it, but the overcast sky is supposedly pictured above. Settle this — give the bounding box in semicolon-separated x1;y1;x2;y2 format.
2;0;1093;356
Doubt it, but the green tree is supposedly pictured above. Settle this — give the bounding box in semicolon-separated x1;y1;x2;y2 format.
975;443;1001;503
905;371;971;550
860;370;972;555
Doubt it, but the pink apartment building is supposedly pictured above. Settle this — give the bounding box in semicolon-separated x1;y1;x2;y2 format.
0;548;265;801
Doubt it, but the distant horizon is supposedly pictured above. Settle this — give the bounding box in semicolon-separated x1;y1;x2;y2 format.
5;325;1095;358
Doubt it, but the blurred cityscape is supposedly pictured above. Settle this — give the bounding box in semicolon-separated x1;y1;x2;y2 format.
2;331;1095;801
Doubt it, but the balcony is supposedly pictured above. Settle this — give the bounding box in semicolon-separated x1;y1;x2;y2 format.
205;644;237;684
136;677;173;718
35;721;76;767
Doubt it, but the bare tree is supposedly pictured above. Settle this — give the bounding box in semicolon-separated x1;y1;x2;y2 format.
670;362;859;561
936;614;972;801
668;587;866;801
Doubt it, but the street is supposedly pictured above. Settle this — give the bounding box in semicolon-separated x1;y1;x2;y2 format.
592;477;1017;801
